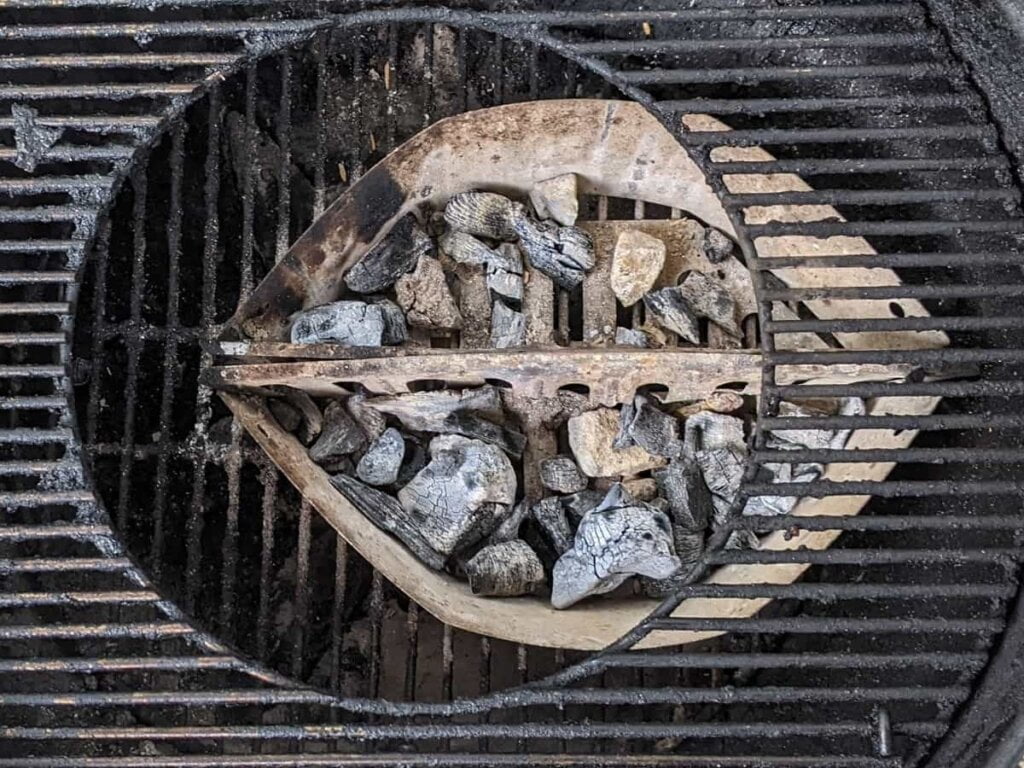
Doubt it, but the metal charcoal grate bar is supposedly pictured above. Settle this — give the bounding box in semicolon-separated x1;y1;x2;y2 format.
1;1;1023;766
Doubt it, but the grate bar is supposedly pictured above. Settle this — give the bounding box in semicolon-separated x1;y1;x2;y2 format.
0;622;194;640
0;656;239;673
752;252;1024;270
0;53;238;69
766;316;1024;333
0;591;159;607
725;188;1018;206
767;380;1024;398
0;557;129;573
0;271;76;284
743;479;1024;497
621;63;947;84
659;93;975;114
647;617;1003;634
0;396;68;410
735;515;1024;532
754;447;1024;464
0;83;199;99
601;652;987;671
709;549;1020;565
570;32;938;54
0;304;69;316
685;125;993;145
0;524;111;540
713;156;1009;173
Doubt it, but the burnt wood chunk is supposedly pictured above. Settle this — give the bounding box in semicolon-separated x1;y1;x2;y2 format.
444;191;523;241
643;287;700;344
344;213;433;294
491;299;525;348
309;401;368;463
512;216;595;290
441;411;526;458
677;271;741;337
653;459;713;532
532;497;574;555
464;540;545;596
539;456;587;494
614;394;683;459
363;386;503;433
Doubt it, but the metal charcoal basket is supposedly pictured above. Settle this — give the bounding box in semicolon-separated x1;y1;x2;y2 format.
206;99;947;650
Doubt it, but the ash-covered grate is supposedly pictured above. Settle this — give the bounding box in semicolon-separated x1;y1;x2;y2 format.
2;2;1024;767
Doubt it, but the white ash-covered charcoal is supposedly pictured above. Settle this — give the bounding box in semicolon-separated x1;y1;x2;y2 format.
551;484;681;609
370;297;409;345
489;499;530;544
569;407;667;477
486;264;524;301
640;530;705;598
330;473;446;570
560;488;605;527
695;445;747;527
532;497;574;555
676;271;741;338
439;230;522;272
464;540;545;597
444;191;524;241
491;299;526;348
643;287;700;344
440;411;526;458
290;300;396;346
397;435;517;558
702;227;735;264
356;427;406;487
529;173;578;226
268;398;302;433
309;401;368;463
622;477;657;502
346;393;387;441
343;213;433;294
610;229;666;307
614;393;683;459
395;255;463;331
615;326;650;348
653;459;713;532
362;385;503;433
682;411;746;460
539;455;587;494
512;216;595;290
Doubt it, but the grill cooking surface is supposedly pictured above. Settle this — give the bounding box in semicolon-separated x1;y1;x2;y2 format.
2;2;1024;766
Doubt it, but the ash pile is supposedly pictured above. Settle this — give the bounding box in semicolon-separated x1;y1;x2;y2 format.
268;179;861;608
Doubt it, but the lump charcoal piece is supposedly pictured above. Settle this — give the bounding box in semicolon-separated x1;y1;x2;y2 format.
330;473;446;570
395;255;463;330
560;488;605;527
532;497;574;555
394;437;427;488
290;301;388;346
344;213;432;293
703;227;735;264
440;230;522;272
491;299;525;348
568;408;667;478
444;191;523;241
622;477;657;502
639;531;705;598
284;390;323;445
683;411;745;460
614;393;682;458
397;435;517;557
551;484;681;609
441;411;526;458
309;401;368;462
512;216;595;290
490;499;530;544
611;229;666;307
539;455;587;494
643;287;700;344
695;445;746;527
677;271;741;338
320;455;354;475
356;428;406;486
653;459;712;532
362;385;503;432
615;326;649;348
346;393;387;441
529;173;578;226
268;398;302;433
371;297;408;345
487;264;524;301
465;540;545;597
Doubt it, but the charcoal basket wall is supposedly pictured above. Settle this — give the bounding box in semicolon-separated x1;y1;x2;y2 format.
3;2;1024;767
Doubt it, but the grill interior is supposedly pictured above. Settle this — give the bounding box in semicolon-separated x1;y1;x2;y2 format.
3;2;1024;766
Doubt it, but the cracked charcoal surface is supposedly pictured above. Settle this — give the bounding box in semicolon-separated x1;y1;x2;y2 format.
397;435;516;558
703;227;735;264
395;255;463;330
643;287;700;344
529;173;578;226
532;497;574;554
512;216;595;290
683;411;746;459
441;411;526;458
539;456;587;494
696;445;746;527
614;394;682;458
465;540;545;596
356;428;406;486
343;213;432;293
677;271;741;337
290;301;389;346
551;484;681;609
560;489;605;527
363;385;503;432
653;459;712;532
615;326;649;348
12;104;62;173
611;229;666;307
309;401;368;463
491;299;525;348
640;531;705;598
444;191;522;240
330;474;446;570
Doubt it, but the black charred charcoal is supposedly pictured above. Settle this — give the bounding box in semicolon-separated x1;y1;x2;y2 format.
343;213;433;294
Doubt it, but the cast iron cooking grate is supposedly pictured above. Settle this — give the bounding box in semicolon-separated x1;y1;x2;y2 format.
2;1;1024;766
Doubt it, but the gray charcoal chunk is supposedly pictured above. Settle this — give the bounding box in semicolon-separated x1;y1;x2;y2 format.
465;540;545;596
444;191;523;241
371;298;408;345
394;438;427;488
512;216;595;290
677;271;741;337
643;287;700;344
490;500;530;544
614;394;682;458
486;264;524;300
539;456;587;494
703;227;735;264
346;393;387;441
551;484;681;609
439;230;522;272
362;385;504;433
532;497;574;555
320;455;355;475
397;435;516;558
268;398;302;433
309;401;368;462
560;489;605;527
491;300;526;348
344;213;432;293
282;390;322;445
683;411;745;460
615;326;649;348
725;530;761;550
695;446;746;527
356;428;406;486
441;411;526;458
639;530;705;598
330;474;446;570
290;301;387;347
653;459;713;532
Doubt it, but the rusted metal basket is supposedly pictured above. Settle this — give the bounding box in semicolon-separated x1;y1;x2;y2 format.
205;100;946;650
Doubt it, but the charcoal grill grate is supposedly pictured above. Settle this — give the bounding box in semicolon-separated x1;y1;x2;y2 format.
2;1;1024;766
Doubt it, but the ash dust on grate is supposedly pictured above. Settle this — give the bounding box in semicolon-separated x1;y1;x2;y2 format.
272;177;860;609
